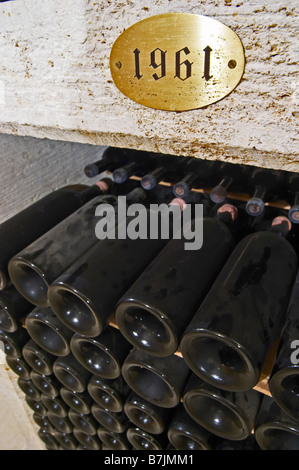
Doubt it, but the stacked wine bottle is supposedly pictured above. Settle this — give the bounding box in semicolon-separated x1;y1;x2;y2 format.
1;146;299;450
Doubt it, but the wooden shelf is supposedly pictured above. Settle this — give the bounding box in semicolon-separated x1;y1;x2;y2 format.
128;175;290;211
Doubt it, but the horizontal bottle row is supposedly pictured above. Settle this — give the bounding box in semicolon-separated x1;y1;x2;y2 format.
1;212;298;406
13;357;299;451
1;166;299;451
84;146;299;222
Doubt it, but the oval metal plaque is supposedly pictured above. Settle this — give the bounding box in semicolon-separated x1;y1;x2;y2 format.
110;13;245;111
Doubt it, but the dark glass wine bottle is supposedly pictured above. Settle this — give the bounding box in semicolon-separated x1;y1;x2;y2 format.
181;216;298;392
25;307;73;357
121;348;190;408
245;168;284;216
126;427;168;450
212;435;260;450
6;355;31;380
172;158;216;198
25;396;48;416
84;146;129;177
141;166;168;191
115;204;237;357
30;371;61;398
209;162;247;204
87;375;130;413
60;387;93;415
8;193;117;307
73;429;102;450
0;284;33;333
254;395;299;450
124;391;173;435
70;327;131;379
40;394;69;418
53;354;92;393
68;409;98;436
287;173;299;224
91;403;129;433
48;208;168;337
0;326;30;359
47;410;73;434
167;403;213;450
22;339;56;376
0;181;112;291
17;377;41;401
53;431;79;450
182;373;262;440
33;413;55;434
38;428;60;450
97;428;130;450
113;161;140;183
268;269;299;420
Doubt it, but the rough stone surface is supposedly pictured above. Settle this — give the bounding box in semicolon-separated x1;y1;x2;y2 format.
0;0;298;171
0;133;106;224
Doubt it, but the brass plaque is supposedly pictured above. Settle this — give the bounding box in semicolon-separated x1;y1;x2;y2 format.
110;13;245;111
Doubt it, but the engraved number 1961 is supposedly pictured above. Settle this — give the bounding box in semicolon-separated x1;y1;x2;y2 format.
133;46;213;81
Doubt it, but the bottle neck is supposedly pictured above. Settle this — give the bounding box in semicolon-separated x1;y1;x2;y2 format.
270;216;292;238
214;204;238;228
81;178;112;203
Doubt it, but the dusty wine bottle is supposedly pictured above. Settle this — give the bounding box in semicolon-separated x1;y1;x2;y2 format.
38;429;60;450
22;339;56;376
112;161;140;183
91;403;129;434
97;428;130;450
84;146;129;177
70;327;131;379
268;269;299;421
122;348;190;408
182;373;262;440
115;204;237;357
60;387;93;415
30;370;61;398
254;395;299;450
48;208;168;337
212;435;260;450
126;427;168;450
53;431;79;450
172;158;216;198
68;410;98;436
25;307;74;357
8;193;117;307
6;355;31;380
141;166;168;191
73;429;102;450
246;168;284;216
167;403;213;450
287;173;299;224
40;394;69;418
0;284;33;333
17;377;41;401
87;375;130;413
25;396;48;417
181;216;298;392
47;410;73;434
124;391;173;435
53;354;92;393
0;326;30;359
33;413;55;434
0;181;112;291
